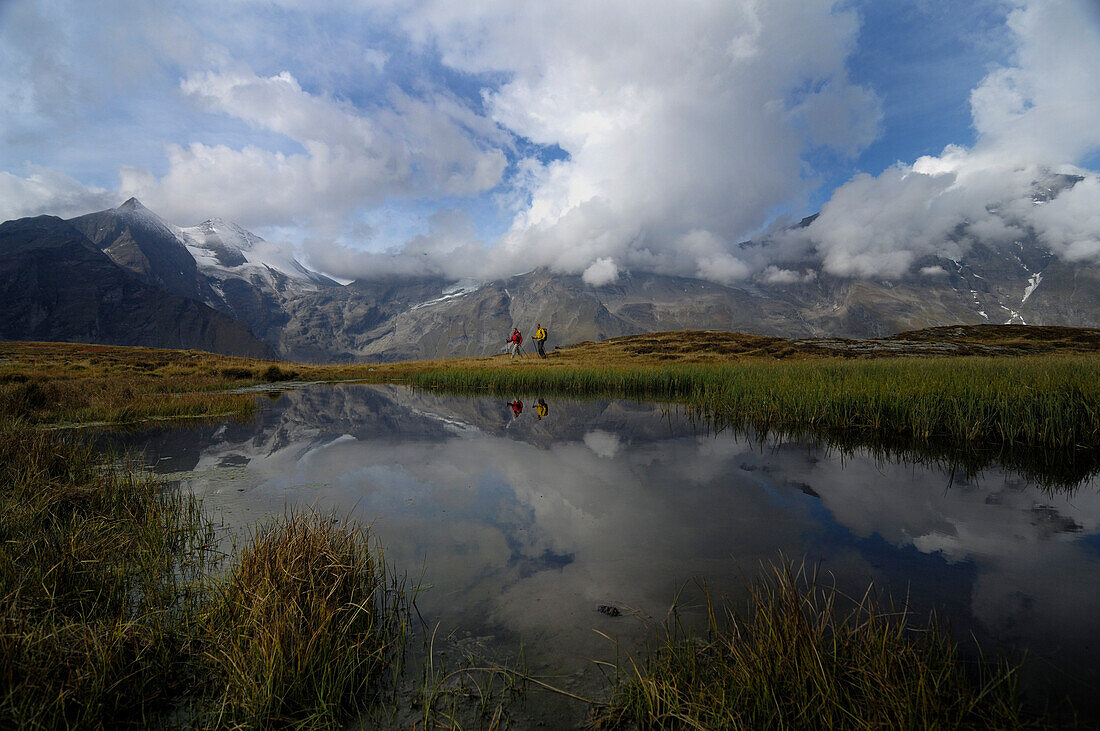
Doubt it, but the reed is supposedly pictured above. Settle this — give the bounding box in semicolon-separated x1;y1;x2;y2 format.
395;356;1100;451
201;511;403;730
0;420;214;727
591;560;1029;730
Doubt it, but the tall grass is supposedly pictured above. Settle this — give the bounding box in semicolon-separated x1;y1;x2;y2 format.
0;377;258;426
202;512;402;729
0;416;407;728
591;561;1029;730
396;356;1100;450
0;419;214;727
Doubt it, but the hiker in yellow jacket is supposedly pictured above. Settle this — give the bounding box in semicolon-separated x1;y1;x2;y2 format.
533;323;548;359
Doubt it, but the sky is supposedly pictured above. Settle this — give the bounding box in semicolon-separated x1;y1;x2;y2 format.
1;0;1098;285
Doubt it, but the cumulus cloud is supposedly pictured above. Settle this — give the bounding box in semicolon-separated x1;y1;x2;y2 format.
303;208;489;280
582;430;621;459
0;167;117;222
919;265;948;278
5;0;1098;288
385;0;881;283
120;69;508;231
581;257;619;287
792;0;1100;277
759;265;817;285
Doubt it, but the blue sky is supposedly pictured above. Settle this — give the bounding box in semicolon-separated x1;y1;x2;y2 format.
1;0;1098;283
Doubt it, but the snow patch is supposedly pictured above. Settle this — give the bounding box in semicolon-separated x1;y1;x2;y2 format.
176;218;328;291
1021;272;1043;304
410;280;483;311
1000;305;1027;325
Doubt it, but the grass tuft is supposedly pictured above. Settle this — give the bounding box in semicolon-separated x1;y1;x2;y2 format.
202;511;398;730
591;560;1030;730
0;414;407;728
0;420;213;728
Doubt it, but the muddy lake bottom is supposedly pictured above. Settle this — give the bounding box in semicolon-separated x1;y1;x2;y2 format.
103;384;1100;726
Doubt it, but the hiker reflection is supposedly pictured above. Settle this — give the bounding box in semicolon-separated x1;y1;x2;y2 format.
535;398;548;421
508;399;523;419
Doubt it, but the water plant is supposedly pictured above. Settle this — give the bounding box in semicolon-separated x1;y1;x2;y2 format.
590;560;1030;730
394;355;1100;458
0;420;214;727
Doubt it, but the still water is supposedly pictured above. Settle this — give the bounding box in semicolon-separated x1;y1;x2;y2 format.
115;384;1100;723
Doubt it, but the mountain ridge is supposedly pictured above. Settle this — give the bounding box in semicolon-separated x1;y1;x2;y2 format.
0;195;1097;362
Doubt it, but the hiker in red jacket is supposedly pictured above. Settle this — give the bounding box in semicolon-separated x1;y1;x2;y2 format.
508;399;523;418
507;328;524;359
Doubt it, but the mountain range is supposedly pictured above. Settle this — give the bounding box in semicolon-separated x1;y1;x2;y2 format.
1;193;1097;361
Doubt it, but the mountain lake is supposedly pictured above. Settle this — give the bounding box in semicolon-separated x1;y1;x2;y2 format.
105;383;1100;726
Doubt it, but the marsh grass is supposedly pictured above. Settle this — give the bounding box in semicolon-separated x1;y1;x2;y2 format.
591;561;1029;730
201;511;405;730
0;414;408;728
395;356;1100;488
412;627;532;730
0;420;215;727
4;332;1098;458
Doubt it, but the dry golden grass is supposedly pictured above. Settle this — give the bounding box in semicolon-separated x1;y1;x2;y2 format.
2;324;1098;428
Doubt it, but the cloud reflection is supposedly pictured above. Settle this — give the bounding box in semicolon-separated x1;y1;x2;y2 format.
130;385;1100;688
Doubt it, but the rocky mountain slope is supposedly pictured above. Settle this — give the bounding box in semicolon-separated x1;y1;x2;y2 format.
0;216;274;357
0;194;1097;362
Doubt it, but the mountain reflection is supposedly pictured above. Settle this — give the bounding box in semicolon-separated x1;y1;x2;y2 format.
117;384;1100;710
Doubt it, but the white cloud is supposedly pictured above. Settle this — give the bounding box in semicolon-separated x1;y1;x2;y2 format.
0;167;117;222
392;0;882;282
760;265;816;285
582;430;621;459
794;0;1100;277
119;69;508;230
303;208;488;280
6;0;1098;288
581;257;619;287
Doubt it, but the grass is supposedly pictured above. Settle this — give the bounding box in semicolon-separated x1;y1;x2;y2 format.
202;512;403;729
385;357;1100;449
0;417;1055;728
591;560;1030;730
389;357;1100;489
0;420;213;727
3;327;1098;457
0;415;407;729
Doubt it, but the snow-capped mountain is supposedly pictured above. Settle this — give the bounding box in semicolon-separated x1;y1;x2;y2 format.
177;218;334;294
3;190;1098;362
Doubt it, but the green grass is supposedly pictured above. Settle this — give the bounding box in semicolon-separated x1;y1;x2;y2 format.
394;357;1100;450
0;420;213;727
0;417;406;729
202;512;402;729
591;561;1030;730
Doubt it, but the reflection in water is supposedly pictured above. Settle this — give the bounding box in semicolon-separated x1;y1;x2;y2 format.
114;385;1100;720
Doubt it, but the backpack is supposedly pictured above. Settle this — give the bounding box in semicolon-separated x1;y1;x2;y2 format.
536;327;547;341
515;332;523;345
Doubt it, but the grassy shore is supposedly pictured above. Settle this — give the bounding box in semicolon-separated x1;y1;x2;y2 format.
3;327;1100;450
0;418;404;728
0;415;1045;727
0;328;1089;724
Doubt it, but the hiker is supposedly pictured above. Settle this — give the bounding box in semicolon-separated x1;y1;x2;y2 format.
507;328;524;359
533;323;548;359
508;399;523;418
535;398;548;420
